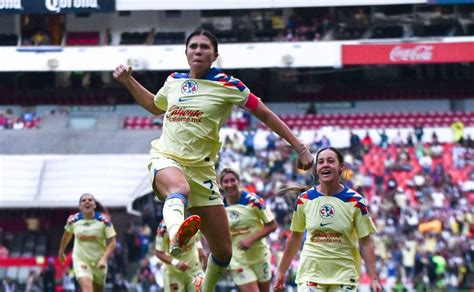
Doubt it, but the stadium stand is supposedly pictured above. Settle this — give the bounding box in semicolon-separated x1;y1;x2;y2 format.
0;1;474;291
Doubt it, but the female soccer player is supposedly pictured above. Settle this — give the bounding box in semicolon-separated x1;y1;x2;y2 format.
155;219;206;292
220;168;277;292
113;29;313;292
219;168;278;292
58;193;116;292
274;147;382;292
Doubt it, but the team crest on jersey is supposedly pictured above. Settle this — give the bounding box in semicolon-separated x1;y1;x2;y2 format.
181;80;198;95
229;210;239;220
319;204;335;219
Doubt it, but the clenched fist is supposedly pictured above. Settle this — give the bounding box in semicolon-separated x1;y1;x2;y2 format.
112;65;133;84
294;143;314;170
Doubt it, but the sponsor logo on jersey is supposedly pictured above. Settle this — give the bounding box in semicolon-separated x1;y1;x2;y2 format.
165;105;203;123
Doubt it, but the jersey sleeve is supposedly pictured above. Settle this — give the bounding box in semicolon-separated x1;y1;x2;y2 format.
290;195;307;233
97;213;116;239
255;197;275;224
65;213;79;233
354;198;377;239
217;74;259;111
105;225;116;239
154;75;172;111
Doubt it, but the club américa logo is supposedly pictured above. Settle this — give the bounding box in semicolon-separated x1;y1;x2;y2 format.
181;80;198;95
319;204;335;219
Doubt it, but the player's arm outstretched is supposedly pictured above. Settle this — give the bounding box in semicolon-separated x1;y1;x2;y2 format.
274;231;304;291
250;101;313;170
113;65;165;116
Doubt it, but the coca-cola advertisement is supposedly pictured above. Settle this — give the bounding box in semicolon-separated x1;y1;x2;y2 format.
342;42;474;65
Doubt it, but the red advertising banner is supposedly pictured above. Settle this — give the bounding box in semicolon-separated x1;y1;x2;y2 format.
342;42;474;65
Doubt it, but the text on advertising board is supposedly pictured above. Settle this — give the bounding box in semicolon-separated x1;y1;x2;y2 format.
0;0;114;13
342;42;474;65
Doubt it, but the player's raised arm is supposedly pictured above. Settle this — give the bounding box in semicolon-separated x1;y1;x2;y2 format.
250;100;313;170
113;65;164;116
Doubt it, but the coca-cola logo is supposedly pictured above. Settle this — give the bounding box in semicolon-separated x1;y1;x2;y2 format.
389;45;433;62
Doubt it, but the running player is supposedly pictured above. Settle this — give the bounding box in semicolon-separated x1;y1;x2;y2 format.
274;147;382;292
58;193;116;292
113;29;313;292
155;219;206;292
220;168;277;292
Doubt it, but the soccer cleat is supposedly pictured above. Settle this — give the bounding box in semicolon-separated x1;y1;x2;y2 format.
193;274;204;292
169;215;201;257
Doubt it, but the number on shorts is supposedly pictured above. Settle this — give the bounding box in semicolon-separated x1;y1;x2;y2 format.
263;262;269;276
203;180;216;194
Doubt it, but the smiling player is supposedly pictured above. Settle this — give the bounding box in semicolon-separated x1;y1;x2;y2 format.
274;147;382;292
58;193;116;292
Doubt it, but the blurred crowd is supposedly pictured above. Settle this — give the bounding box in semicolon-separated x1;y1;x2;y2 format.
0;108;40;130
91;127;473;291
2;126;473;291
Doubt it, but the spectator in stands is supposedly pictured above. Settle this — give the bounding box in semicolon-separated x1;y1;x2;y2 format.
113;28;313;292
104;28;112;45
58;193;117;292
42;257;56;292
274;147;382;292
30;30;51;46
379;130;389;149
26;269;42;291
4;108;14;129
155;219;206;291
125;224;143;283
320;134;331;148
349;131;361;158
219;168;277;292
1;277;15;292
0;111;7;129
414;123;424;143
12;118;24;130
0;242;8;261
145;28;156;45
361;131;373;153
306;102;317;114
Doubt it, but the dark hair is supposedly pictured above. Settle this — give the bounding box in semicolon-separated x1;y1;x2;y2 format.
279;147;345;195
315;147;344;165
219;167;240;184
185;28;219;53
79;193;109;215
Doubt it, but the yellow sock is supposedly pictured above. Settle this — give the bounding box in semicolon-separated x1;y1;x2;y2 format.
163;195;186;239
201;255;229;292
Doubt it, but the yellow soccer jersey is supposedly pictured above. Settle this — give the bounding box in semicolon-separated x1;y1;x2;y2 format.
65;212;116;264
153;67;259;167
291;185;376;286
155;220;202;275
225;191;275;266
